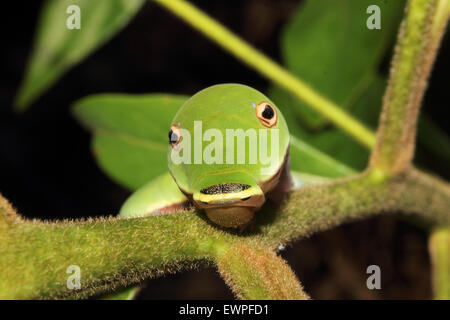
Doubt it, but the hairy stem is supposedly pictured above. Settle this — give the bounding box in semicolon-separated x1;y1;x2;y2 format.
370;0;450;175
216;244;309;300
153;0;375;148
366;0;450;299
259;168;450;246
1;167;449;299
0;201;230;299
429;227;450;299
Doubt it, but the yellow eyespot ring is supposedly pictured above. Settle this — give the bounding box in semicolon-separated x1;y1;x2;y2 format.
168;124;181;147
255;101;277;127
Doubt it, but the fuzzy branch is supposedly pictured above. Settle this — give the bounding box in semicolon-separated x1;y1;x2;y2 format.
0;199;229;299
368;0;450;300
258;169;450;246
216;244;309;300
1;167;449;299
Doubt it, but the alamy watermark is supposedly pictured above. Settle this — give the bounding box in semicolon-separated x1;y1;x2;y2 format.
170;121;280;175
366;265;381;290
366;5;381;30
66;265;81;290
66;5;81;30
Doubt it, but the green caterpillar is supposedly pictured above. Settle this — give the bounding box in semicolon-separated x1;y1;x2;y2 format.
120;83;319;228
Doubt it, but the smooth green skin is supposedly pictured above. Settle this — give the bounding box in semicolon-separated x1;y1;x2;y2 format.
121;84;293;223
167;84;289;195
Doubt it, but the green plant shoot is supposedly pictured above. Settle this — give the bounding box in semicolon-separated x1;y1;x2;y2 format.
119;84;322;228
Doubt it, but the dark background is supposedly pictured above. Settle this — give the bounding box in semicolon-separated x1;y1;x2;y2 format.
1;0;449;299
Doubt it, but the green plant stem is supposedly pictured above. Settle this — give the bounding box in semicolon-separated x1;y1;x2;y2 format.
260;168;450;245
429;227;450;299
2;0;449;301
0;204;230;299
153;0;376;148
216;244;309;300
370;0;450;175
1;167;449;299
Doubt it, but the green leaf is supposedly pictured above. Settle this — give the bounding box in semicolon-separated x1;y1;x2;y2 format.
101;287;139;300
72;94;188;190
14;0;145;111
281;0;404;128
289;136;355;178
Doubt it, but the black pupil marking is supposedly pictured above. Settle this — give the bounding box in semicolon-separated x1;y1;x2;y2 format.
169;129;179;144
200;183;251;195
262;105;274;119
